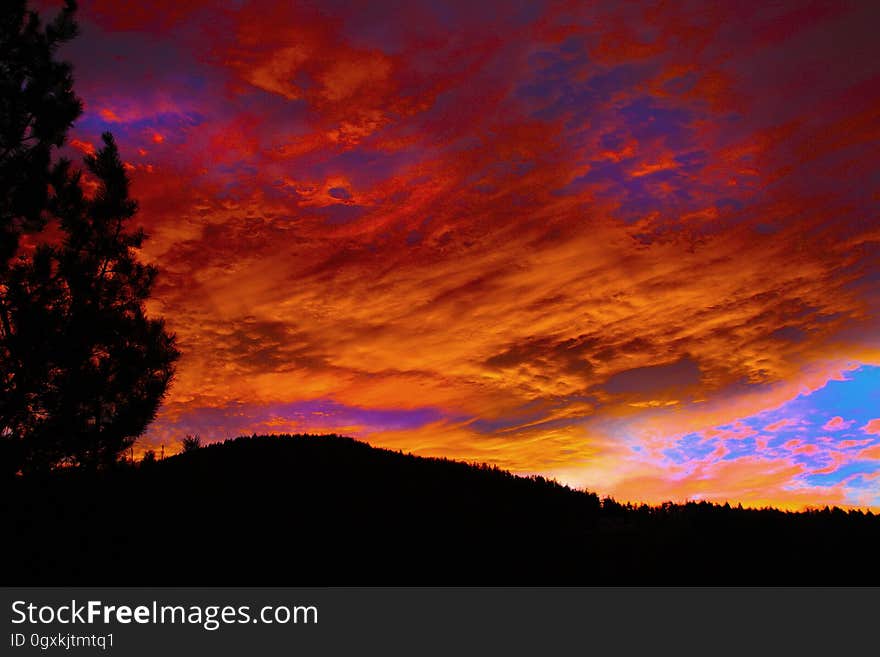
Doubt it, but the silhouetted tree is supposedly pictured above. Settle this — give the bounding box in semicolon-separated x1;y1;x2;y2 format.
0;2;178;474
2;133;179;472
0;0;81;266
180;434;202;453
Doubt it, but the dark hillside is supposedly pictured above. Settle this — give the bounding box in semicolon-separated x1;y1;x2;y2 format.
4;434;879;584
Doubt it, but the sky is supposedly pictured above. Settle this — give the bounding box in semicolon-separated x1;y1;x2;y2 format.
38;0;880;509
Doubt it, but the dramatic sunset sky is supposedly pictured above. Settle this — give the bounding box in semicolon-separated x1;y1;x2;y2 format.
44;0;880;509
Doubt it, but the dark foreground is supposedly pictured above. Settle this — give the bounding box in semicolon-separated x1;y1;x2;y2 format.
4;434;879;584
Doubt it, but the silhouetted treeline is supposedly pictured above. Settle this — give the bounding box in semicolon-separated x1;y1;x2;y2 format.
3;434;879;584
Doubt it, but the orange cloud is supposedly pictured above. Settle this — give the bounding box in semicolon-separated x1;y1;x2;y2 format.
58;0;880;510
602;456;849;511
863;419;880;435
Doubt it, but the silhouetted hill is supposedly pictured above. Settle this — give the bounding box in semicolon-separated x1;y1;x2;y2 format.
4;434;879;584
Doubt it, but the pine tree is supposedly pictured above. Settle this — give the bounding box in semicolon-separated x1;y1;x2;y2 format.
0;0;82;266
0;2;179;473
2;134;180;473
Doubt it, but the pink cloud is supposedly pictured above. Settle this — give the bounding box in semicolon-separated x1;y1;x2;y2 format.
835;439;873;450
782;439;819;456
822;416;854;431
713;421;757;442
763;418;794;432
